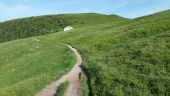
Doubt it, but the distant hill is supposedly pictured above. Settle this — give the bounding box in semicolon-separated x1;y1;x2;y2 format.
0;13;125;43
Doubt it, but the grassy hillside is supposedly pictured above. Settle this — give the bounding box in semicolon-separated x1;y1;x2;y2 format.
0;37;75;96
0;13;125;43
36;10;170;96
0;10;170;96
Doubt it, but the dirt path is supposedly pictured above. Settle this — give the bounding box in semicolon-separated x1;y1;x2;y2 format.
35;45;82;96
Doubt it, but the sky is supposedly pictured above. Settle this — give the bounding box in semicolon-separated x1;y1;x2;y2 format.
0;0;170;21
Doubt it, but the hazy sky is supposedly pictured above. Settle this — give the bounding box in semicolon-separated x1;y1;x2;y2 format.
0;0;170;21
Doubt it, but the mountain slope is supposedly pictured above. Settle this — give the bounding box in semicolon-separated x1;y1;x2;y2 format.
38;10;170;96
0;10;170;96
0;13;125;43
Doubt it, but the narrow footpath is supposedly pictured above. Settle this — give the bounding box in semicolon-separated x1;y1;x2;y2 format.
35;44;82;96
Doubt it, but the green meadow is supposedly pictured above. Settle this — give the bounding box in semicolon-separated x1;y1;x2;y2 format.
0;10;170;96
0;38;75;96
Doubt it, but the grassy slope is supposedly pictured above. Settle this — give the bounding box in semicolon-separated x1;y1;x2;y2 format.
0;13;125;43
0;37;75;96
0;10;169;96
0;13;125;96
37;10;170;96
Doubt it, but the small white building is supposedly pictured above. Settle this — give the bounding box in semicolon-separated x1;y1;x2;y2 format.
64;26;74;32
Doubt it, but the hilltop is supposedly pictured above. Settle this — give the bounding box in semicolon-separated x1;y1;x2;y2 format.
0;13;125;43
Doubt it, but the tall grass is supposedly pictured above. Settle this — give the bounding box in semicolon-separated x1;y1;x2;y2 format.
54;82;69;96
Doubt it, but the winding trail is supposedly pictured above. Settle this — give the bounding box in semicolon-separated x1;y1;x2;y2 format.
35;44;82;96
